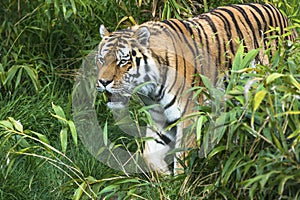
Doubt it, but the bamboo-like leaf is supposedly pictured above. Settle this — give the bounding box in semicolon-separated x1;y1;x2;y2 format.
232;43;244;71
221;150;239;178
70;0;77;15
207;145;226;160
128;16;137;25
67;120;78;147
266;73;285;84
287;128;300;139
271;132;284;152
278;175;294;195
62;0;67;17
8;117;23;132
0;120;14;130
200;74;213;91
30;131;50;145
243;172;278;188
103;120;108;146
73;181;87;200
253;89;267;112
16;135;31;148
23;65;39;91
15;67;23;90
52;102;67;125
4;65;19;86
98;184;118;195
116;16;129;30
60;128;68;154
288;74;300;90
196;115;206;147
240;48;260;70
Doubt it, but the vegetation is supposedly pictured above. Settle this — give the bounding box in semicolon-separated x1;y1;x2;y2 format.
1;0;299;199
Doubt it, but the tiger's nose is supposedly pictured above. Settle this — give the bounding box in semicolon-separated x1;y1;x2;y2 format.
98;79;113;87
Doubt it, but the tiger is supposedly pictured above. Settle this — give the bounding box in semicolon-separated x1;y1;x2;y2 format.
95;3;296;175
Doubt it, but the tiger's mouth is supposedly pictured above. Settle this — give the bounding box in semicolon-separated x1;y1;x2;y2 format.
104;91;130;109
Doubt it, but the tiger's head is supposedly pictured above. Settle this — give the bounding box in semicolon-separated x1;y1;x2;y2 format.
96;25;159;108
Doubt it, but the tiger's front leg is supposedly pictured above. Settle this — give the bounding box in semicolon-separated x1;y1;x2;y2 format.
142;105;175;175
143;126;172;175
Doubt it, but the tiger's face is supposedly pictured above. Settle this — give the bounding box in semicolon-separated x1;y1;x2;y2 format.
96;25;158;108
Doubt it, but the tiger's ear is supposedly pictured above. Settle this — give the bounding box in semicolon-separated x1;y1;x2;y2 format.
134;26;150;46
99;24;110;38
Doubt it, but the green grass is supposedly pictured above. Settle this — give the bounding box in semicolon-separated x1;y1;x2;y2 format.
1;0;300;199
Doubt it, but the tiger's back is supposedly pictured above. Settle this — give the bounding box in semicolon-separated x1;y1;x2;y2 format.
144;3;294;86
96;3;296;174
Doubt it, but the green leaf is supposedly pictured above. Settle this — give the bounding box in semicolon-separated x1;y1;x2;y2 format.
23;65;39;91
200;74;213;91
207;145;226;160
288;74;300;90
52;102;67;125
271;132;284;152
99;184;118;195
70;0;77;15
214;112;228;143
253;89;267;112
60;128;68;154
278;175;294;195
240;48;260;69
67;120;78;147
17;136;31;148
0;120;14;129
31;131;50;145
266;73;285;84
4;65;19;86
221;150;239;181
196;115;206;147
232;43;244;71
15;67;23;90
287;128;300;139
73;181;87;200
8;117;23;132
243;172;278;188
103;120;108;146
275;111;300;117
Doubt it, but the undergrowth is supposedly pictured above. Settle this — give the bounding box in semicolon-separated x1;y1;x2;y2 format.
0;0;299;199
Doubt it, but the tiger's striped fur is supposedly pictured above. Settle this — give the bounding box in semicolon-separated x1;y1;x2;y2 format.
96;3;296;174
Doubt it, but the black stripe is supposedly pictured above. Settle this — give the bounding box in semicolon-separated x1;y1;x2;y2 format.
232;5;260;49
162;20;184;42
261;4;277;56
164;95;176;109
176;20;197;57
211;10;235;56
218;7;246;42
251;10;263;31
247;4;270;52
247;4;268;32
136;57;141;66
175;20;201;96
185;20;202;86
268;4;287;38
192;20;210;74
265;4;279;28
156;132;172;145
149;27;177;101
104;42;115;47
164;20;188;95
200;14;221;80
142;54;148;64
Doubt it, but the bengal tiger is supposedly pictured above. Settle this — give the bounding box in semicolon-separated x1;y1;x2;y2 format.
95;3;296;174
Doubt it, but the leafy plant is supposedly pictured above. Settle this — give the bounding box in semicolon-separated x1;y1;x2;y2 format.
0;0;299;199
